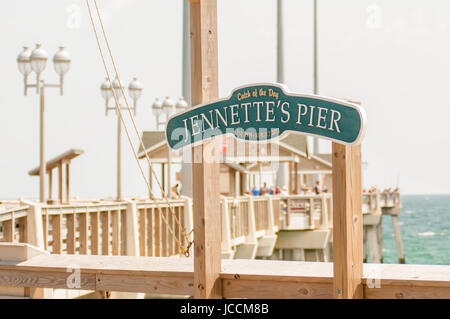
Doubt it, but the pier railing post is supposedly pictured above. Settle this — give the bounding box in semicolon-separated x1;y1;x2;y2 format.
220;196;233;258
20;200;52;298
21;200;45;250
332;143;363;299
189;0;222;299
181;196;194;244
125;200;139;256
266;195;276;236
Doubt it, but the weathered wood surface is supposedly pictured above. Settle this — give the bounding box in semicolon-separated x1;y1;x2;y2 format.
331;143;363;299
189;0;222;299
0;247;449;298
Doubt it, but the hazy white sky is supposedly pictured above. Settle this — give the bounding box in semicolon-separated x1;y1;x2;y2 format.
1;0;450;200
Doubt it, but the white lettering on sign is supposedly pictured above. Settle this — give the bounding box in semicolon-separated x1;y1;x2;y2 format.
182;100;343;142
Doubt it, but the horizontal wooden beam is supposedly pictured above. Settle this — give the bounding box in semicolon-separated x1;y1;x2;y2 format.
0;250;449;298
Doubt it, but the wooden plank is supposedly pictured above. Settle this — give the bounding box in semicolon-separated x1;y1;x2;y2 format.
190;0;221;299
42;213;48;250
154;207;161;257
120;210;127;256
51;215;61;254
168;208;174;256
78;213;88;254
161;208;167;257
17;217;27;243
90;212;99;255
0;254;449;298
100;211;110;255
111;210;120;256
2;220;14;242
138;209;146;256
223;279;332;299
66;214;76;254
175;207;180;254
48;170;53;202
0;269;96;290
331;143;363;299
147;208;153;257
58;162;63;204
96;273;193;295
65;163;70;203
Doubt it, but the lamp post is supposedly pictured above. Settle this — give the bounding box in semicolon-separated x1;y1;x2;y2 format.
17;43;71;203
151;96;188;196
100;76;143;201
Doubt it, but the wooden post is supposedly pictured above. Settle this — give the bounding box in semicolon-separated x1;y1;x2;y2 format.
294;161;298;194
58;162;63;203
332;143;363;299
161;163;165;197
66;162;70;203
189;0;221;299
48;170;53;202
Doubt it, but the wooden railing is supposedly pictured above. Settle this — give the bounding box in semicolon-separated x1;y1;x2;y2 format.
253;197;269;232
0;204;28;243
227;198;249;241
379;191;401;208
41;202;128;255
0;198;193;259
1;243;449;299
279;194;332;230
135;200;187;257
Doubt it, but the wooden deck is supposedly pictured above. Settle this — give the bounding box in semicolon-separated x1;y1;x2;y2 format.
0;243;448;299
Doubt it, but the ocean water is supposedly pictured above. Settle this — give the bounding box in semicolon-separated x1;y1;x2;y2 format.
381;194;450;265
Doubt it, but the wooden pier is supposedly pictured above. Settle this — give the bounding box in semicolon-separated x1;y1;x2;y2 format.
0;190;411;298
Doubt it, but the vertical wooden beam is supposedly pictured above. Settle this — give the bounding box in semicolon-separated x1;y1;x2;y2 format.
294;161;299;194
66;213;76;254
288;161;292;195
154;207;161;257
90;211;99;255
48;170;53;202
138;208;147;256
161;163;166;197
190;0;222;299
111;210;120;255
101;211;110;255
149;163;153;199
51;215;61;254
332;143;363;299
58;162;63;204
66;162;70;203
78;213;88;254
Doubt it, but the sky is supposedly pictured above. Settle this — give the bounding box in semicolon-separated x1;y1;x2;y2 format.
1;0;450;200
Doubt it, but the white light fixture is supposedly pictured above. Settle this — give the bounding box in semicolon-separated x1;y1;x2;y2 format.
30;43;48;74
53;46;71;76
100;78;113;102
162;96;174;118
152;98;163;118
176;96;188;113
17;46;32;76
112;76;123;100
128;77;143;102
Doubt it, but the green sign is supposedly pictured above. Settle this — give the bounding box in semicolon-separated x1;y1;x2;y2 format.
166;83;366;150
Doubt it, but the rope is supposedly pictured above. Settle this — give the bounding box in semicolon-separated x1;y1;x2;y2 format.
85;0;192;256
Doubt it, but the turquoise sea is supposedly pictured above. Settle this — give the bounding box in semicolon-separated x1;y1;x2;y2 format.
381;194;450;265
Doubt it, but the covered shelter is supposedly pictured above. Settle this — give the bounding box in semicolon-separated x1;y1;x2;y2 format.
138;131;334;197
29;149;84;204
